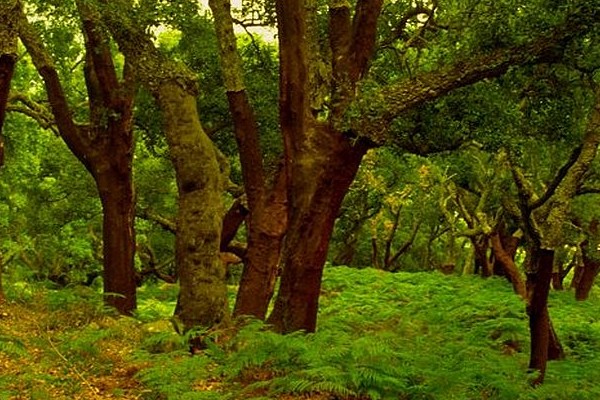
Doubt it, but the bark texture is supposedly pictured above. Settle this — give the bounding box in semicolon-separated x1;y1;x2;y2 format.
526;249;554;386
97;0;229;329
267;125;368;333
17;1;138;314
575;238;600;301
513;84;600;384
491;232;526;298
209;0;288;319
0;0;18;167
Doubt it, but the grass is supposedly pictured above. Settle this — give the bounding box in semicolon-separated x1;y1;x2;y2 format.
1;267;600;399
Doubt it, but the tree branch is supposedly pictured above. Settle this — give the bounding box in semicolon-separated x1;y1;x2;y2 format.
136;208;176;233
530;145;583;210
351;8;600;143
350;0;383;81
209;0;266;211
16;2;92;171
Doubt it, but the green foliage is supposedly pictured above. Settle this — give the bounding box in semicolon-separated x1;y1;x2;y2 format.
134;352;215;400
0;334;29;358
129;267;600;399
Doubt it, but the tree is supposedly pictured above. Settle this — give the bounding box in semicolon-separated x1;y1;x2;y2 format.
15;0;137;314
509;82;600;384
0;0;19;302
209;0;288;320
192;0;600;333
96;0;229;331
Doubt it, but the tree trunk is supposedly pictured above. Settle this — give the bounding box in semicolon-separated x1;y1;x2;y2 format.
493;230;520;276
96;170;136;314
0;0;18;167
0;252;5;303
548;318;564;361
526;248;555;386
93;0;230;330
267;127;368;333
234;169;287;319
490;232;526;298
575;240;600;301
208;0;288;321
473;236;492;277
157;83;229;330
551;268;564;290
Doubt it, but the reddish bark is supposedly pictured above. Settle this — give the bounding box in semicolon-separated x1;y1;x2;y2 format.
220;198;249;253
267;127;368;333
526;249;555;386
0;54;16;167
234;167;287;319
575;239;600;301
490;232;526;298
0;2;18;167
209;0;289;320
97;175;136;313
18;6;138;314
473;236;492;277
493;230;520;277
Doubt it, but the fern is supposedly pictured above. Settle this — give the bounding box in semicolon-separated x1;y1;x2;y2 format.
0;334;28;357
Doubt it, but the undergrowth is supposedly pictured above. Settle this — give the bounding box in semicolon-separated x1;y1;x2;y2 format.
134;267;600;400
3;267;600;399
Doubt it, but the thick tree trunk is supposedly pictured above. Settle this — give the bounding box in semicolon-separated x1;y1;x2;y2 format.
490;232;526;298
267;127;367;333
96;170;136;314
575;240;600;301
157;83;228;330
526;248;555;386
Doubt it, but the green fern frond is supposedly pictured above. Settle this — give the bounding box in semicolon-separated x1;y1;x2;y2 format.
0;334;28;357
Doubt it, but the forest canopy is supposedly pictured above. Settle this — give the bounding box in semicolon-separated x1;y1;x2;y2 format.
1;0;600;397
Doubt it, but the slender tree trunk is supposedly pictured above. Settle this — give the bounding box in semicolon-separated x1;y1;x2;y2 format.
473;236;492;277
209;0;288;320
493;229;519;276
575;240;600;300
527;248;555;386
234;169;287;319
551;268;564;290
0;0;18;167
571;263;584;290
96;170;136;314
268;127;368;333
491;232;526;298
0;3;16;303
0;252;5;303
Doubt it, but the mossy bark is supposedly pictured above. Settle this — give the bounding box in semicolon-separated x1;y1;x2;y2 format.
209;0;288;320
157;83;228;330
93;0;230;330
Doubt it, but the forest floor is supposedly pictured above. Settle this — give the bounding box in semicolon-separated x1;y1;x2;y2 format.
1;268;600;399
0;298;145;399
